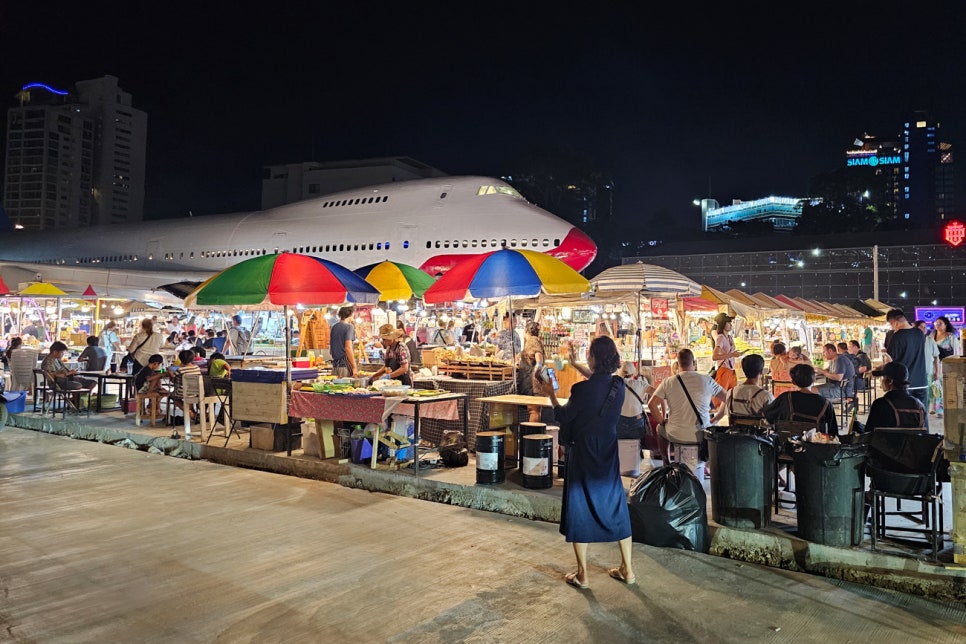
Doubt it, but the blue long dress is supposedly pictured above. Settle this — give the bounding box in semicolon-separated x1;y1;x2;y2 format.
554;372;632;543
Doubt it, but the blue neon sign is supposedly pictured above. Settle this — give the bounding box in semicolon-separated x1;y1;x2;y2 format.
847;155;901;167
21;82;68;96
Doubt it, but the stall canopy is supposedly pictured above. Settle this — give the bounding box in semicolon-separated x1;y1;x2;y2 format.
591;262;701;297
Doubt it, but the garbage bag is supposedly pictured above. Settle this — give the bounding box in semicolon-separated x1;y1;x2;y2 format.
627;463;708;552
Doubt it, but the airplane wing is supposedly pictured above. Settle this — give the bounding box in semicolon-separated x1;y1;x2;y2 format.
0;260;208;306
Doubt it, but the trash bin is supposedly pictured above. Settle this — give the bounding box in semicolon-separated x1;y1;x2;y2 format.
706;427;777;529
791;440;867;547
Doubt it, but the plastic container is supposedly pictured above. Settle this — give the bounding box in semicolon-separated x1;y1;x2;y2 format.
791;440;867;547
706;427;776;529
2;390;27;413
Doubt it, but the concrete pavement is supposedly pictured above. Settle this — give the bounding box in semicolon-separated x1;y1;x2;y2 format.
2;426;965;643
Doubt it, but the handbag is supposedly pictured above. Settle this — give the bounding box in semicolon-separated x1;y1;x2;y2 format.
122;334;151;370
672;374;706;444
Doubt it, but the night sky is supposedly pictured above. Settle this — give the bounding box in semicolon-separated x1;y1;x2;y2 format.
2;3;965;223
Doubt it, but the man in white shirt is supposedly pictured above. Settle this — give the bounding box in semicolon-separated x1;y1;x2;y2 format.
647;348;727;477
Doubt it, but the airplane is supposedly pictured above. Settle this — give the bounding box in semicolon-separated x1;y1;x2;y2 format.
0;176;597;305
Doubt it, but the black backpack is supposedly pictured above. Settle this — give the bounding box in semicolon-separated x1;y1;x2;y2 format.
438;430;468;467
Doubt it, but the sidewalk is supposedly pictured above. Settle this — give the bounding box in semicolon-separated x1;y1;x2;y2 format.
5;403;965;602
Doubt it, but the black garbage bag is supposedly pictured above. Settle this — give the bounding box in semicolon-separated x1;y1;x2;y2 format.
438;430;469;467
627;463;709;552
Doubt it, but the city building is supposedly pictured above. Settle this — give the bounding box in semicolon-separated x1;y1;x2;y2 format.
502;172;613;225
845;111;955;227
698;196;810;232
2;76;147;231
625;227;966;307
261;157;447;209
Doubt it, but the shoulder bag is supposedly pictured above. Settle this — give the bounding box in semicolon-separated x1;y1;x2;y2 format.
121;334;151;370
665;374;706;445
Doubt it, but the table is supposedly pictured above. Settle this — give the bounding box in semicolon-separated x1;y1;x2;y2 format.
77;372;136;413
288;390;469;475
477;394;569;466
412;377;516;450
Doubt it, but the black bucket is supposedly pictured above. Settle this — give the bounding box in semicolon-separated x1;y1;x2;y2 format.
521;434;554;489
476;431;506;484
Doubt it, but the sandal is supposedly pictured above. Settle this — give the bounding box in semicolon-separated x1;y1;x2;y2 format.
608;568;637;585
565;572;588;589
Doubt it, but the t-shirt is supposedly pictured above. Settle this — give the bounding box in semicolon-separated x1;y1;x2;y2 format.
620;377;650;418
329;321;355;361
78;346;108;371
829;353;856;397
726;382;774;422
208;358;230;379
764;391;839;436
864;390;926;432
652;371;725;444
173;362;201;399
135;365;157;391
887;327;927;389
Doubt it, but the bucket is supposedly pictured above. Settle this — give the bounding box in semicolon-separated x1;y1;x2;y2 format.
475;431;505;484
2;390;27;413
521;434;553;489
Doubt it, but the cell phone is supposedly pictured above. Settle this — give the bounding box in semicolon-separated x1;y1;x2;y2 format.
544;366;559;391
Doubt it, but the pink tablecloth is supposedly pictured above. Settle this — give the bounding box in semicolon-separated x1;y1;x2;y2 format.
288;390;460;423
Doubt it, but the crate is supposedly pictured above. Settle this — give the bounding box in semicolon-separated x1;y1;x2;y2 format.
438;362;513;381
232;381;288;424
421;348;440;366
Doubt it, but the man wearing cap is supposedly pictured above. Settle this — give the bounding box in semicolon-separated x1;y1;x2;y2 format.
371;324;412;386
883;309;929;413
864;362;926;432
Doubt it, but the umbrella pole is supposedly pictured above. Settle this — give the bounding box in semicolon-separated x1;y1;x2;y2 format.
284;305;292;386
637;291;642;373
508;296;517;393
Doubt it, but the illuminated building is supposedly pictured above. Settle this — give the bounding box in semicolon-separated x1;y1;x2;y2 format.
845;111;955;227
699;196;811;232
2;76;146;231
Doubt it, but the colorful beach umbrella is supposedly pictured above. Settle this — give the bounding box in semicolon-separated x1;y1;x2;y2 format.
355;260;436;301
0;276;9;296
17;282;68;297
590;262;701;297
422;249;589;304
184;253;381;308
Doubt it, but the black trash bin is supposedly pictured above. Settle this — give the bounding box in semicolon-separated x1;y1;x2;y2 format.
790;440;867;547
706;427;777;529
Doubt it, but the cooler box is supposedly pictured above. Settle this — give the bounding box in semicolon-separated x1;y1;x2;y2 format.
2;390;27;413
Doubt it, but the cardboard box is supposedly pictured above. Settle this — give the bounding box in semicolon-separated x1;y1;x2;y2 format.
251;426;276;451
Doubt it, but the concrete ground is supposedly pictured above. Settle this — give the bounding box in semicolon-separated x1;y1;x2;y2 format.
2;426;965;643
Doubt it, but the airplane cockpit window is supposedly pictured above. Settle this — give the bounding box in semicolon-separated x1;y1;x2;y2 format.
477;185;522;198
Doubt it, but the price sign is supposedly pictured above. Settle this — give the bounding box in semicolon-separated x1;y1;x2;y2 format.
650;298;669;318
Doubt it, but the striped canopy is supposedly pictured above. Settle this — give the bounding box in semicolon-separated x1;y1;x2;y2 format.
591;262;701;297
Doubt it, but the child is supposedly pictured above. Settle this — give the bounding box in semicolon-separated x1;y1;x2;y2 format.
135;354;165;395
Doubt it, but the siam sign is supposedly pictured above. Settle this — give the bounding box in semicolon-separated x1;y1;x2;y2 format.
944;221;965;247
846;154;901;167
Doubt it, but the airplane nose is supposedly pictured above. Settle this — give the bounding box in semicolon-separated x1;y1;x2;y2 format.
550;227;597;272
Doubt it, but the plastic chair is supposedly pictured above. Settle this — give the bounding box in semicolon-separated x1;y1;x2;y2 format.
868;429;945;559
10;347;39;398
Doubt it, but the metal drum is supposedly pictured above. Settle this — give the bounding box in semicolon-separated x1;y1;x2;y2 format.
517;422;547;470
521;434;554;489
475;431;506;484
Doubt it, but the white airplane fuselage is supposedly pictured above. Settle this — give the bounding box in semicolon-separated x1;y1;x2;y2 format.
0;176;597;303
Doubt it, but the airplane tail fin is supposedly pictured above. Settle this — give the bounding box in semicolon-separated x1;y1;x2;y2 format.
0;203;11;231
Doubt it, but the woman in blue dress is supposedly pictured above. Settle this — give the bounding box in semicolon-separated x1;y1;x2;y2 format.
538;336;635;589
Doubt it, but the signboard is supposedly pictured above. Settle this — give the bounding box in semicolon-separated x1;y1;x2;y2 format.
914;306;965;329
650;298;669;319
846;154;901;167
572;309;596;324
943;221;965;247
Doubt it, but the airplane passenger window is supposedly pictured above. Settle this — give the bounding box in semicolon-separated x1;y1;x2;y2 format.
385;242;390;249
179;253;183;259
368;197;374;203
426;241;432;249
461;240;468;248
377;242;382;250
542;239;549;247
521;240;528;247
531;239;538;246
403;241;409;249
501;240;507;247
553;238;560;246
354;244;359;251
383;196;389;202
471;240;477;247
444;241;450;249
354;199;361;205
341;200;348;206
440;192;447;199
339;244;344;251
369;243;374;250
480;240;487;247
190;252;194;258
492;239;498;247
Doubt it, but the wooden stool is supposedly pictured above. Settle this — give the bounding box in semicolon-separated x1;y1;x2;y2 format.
135;392;163;427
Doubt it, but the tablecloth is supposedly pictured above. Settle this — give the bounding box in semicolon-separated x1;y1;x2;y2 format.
288;390;460;424
413;377;515;450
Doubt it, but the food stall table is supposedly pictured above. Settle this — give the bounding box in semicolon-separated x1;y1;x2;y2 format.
477;394;569;467
288;390;469;475
412;377;516;450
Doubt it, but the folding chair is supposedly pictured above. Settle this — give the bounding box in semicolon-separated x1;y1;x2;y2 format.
43;371;94;418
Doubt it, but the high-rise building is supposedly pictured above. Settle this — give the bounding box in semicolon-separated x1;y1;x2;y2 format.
2;75;147;231
845;111;955;227
261;157;446;209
